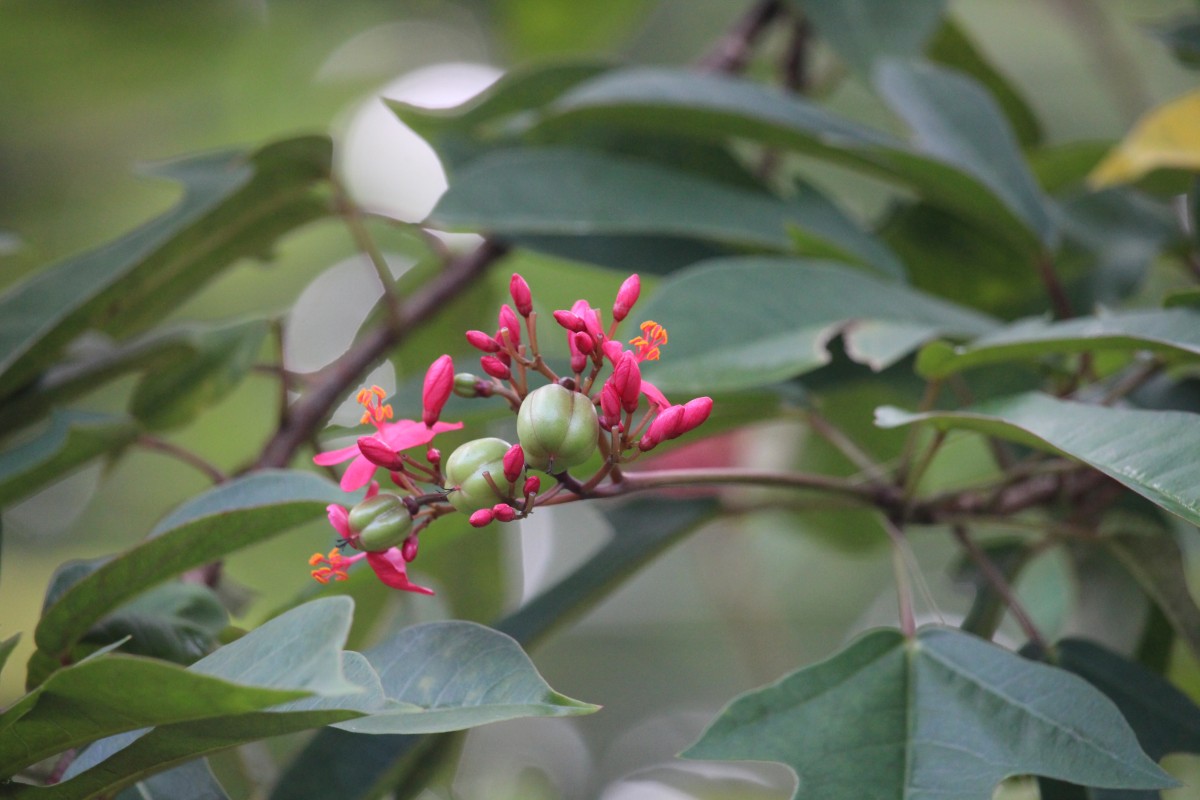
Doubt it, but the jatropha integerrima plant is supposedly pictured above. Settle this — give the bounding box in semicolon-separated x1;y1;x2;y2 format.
309;273;713;594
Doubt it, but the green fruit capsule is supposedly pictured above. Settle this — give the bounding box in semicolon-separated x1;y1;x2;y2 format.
517;384;599;472
348;493;413;552
444;437;516;513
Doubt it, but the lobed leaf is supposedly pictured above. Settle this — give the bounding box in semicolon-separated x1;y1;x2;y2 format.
685;626;1174;798
33;470;347;663
0;136;331;401
917;307;1200;378
636;256;995;394
876;392;1200;528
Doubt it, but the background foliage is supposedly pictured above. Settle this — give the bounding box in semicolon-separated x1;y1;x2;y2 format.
5;1;1200;798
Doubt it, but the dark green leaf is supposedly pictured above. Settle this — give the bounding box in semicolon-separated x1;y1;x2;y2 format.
1033;638;1200;800
431;148;903;278
83;582;229;664
1149;16;1200;69
1106;531;1200;665
918;307;1200;378
874;60;1054;246
685;627;1174;798
876;392;1200;527
129;318;269;430
387;62;610;171
636;256;994;394
34;470;347;662
0;136;331;400
927;17;1042;148
534;68;1045;250
0;634;18;681
800;0;946;76
114;759;230;800
0;410;138;507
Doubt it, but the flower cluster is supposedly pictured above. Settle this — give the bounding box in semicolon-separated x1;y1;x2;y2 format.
309;273;713;594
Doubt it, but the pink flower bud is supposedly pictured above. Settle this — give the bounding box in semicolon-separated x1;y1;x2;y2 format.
502;443;525;483
499;304;522;347
426;447;441;465
509;273;533;316
639;405;684;451
612;351;642;413
553;310;587;332
571;300;604;339
401;535;419;562
602;340;624;363
600;381;621;428
492;503;517;523
679;397;714;435
573;331;595;355
469;508;495;527
612;274;640;322
422;355;454;427
326;504;352;539
480;355;512;381
567;332;588;373
524;475;541;495
466;330;501;353
357;436;404;470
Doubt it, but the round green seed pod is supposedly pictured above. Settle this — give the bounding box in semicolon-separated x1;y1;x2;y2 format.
348;493;413;552
517;384;599;472
444;437;515;513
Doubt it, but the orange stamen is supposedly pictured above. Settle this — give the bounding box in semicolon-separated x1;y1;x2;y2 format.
356;385;394;427
308;548;352;583
630;321;668;361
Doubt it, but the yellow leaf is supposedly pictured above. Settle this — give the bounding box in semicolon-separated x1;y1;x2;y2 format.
1088;89;1200;188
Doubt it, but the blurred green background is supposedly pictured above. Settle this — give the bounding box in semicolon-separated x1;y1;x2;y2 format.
3;1;1199;797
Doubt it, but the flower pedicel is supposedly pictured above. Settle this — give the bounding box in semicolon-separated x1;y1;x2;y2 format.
310;273;713;594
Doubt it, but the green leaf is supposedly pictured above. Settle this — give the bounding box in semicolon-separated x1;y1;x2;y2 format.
0;135;331;401
1052;639;1200;762
1032;638;1200;800
917;307;1200;378
685;627;1175;798
431;147;904;278
534;68;1046;250
1106;531;1200;666
1150;15;1200;69
875;392;1200;527
33;470;347;663
0;410;139;507
270;497;715;800
113;759;230;800
799;0;946;76
636;256;995;394
330;622;596;735
129;318;269;430
873;60;1054;246
82;582;229;664
927;17;1042;148
387;62;610;170
0;634;18;681
0;655;307;779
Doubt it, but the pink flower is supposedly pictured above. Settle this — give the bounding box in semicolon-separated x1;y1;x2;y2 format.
510;273;534;317
612;274;640;322
314;385;462;491
366;548;434;594
638;397;713;451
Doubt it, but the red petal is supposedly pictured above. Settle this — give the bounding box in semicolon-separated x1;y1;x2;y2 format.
367;549;434;595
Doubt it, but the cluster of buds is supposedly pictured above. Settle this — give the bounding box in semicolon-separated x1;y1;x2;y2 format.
309;272;712;594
